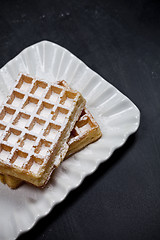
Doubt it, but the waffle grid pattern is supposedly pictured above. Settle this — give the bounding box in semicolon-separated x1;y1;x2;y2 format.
0;74;79;176
57;81;99;146
69;109;96;142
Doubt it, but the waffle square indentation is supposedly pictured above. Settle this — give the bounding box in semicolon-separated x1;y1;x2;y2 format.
76;117;93;133
26;156;44;175
22;97;39;113
12;112;30;128
15;74;33;92
3;128;21;145
30;80;47;97
0;107;16;123
60;91;77;108
45;86;62;103
52;107;69;124
29;117;45;134
7;91;24;108
19;134;37;151
0;144;12;162
11;150;28;168
37;101;54;118
35;139;52;156
43;123;60;141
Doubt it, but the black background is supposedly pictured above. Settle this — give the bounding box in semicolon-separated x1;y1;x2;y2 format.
1;0;160;240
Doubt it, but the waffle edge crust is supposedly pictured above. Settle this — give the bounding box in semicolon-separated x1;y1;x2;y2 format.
0;74;86;187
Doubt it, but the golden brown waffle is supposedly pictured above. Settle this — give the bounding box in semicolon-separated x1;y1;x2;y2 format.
57;81;102;158
0;80;102;189
66;108;102;157
0;74;86;187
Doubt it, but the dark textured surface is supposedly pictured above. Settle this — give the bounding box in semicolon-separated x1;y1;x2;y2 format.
0;0;160;239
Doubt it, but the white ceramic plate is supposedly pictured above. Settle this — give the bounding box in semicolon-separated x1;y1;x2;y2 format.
0;41;140;240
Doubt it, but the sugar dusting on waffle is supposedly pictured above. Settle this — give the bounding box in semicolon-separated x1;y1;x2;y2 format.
0;79;102;189
0;74;86;186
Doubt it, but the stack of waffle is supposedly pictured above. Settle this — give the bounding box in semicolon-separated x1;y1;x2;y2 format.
0;74;102;189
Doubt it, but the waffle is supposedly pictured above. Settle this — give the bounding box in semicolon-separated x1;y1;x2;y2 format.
66;108;102;157
0;81;102;189
58;81;102;158
0;74;86;187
